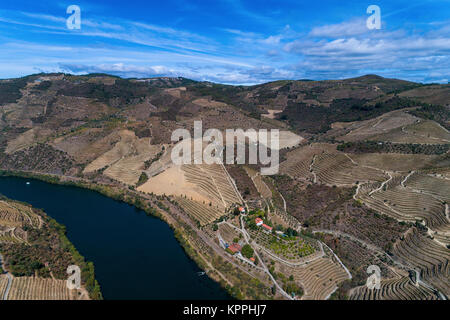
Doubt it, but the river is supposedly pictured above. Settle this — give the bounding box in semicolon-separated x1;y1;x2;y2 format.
0;176;230;300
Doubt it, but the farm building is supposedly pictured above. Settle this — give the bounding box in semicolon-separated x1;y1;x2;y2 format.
226;243;242;255
262;224;273;233
255;218;263;226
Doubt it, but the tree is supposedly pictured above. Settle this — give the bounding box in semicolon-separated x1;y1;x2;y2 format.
136;172;148;186
241;244;254;259
285;228;298;237
247;221;257;231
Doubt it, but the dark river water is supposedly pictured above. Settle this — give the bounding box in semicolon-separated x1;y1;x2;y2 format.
0;176;230;300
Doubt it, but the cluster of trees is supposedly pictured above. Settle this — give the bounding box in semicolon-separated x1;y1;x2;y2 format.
143;148;165;170
241;244;254;259
337;140;449;155
0;76;28;104
279;96;423;134
136;172;149;186
58;78;156;107
1;245;47;277
0;198;103;300
0;143;74;174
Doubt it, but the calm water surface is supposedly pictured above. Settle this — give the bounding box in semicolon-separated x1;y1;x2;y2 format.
0;176;230;300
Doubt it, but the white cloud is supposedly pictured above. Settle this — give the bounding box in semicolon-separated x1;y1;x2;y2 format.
0;7;449;84
309;18;368;38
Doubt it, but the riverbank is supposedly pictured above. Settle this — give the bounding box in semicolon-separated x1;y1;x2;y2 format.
0;170;240;299
0;195;100;299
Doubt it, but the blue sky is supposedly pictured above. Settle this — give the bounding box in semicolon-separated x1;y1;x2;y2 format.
0;0;449;84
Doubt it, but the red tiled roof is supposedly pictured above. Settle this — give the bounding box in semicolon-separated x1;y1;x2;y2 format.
228;243;242;253
255;218;263;223
262;224;272;231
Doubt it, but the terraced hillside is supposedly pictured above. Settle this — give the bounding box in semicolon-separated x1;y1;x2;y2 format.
0;228;27;244
83;130;161;185
280;144;387;186
175;196;223;226
357;176;450;244
279;257;350;300
0;198;100;300
404;172;450;203
350;277;437;300
182;164;242;209
392;229;449;296
250;229;317;262
6;277;86;300
0;274;8;298
280;144;333;181
0;200;42;228
0;73;449;300
244;167;272;199
312;152;387;186
335;110;420;142
372;120;450;145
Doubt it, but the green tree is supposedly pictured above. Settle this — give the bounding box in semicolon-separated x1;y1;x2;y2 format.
241;244;254;259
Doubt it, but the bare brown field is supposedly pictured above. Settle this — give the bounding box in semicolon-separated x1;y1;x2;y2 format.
275;131;304;150
218;223;241;244
262;109;282;119
140;162;242;210
336;110;419;142
6;128;52;154
164;87;186;98
400;85;450;105
350;153;438;172
138;165;214;206
52;128;121;163
192;98;228;108
372;120;450;144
